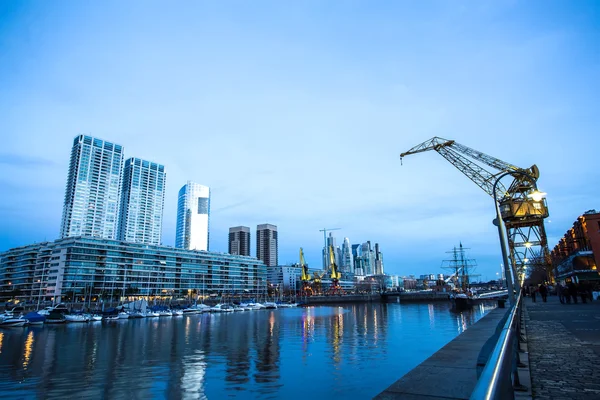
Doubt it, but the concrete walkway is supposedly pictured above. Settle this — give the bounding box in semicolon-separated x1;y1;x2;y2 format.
524;295;600;400
374;307;507;399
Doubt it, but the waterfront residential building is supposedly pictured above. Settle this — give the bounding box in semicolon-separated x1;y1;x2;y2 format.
389;275;400;289
402;277;417;290
341;238;354;273
229;226;251;256
267;265;302;293
0;237;266;303
551;209;600;283
257;224;278;267
60;135;124;240
176;182;210;251
118;158;166;245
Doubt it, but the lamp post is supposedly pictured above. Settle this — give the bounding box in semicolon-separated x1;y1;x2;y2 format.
492;170;546;305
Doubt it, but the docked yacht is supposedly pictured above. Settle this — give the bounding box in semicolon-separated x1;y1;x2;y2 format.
0;317;28;327
24;312;46;325
65;314;89;323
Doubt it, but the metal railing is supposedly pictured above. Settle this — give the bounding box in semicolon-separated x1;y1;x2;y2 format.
470;292;525;400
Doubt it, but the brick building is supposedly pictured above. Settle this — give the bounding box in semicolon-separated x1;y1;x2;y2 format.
551;210;600;283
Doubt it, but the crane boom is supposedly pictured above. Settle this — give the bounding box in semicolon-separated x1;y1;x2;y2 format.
400;137;519;172
300;248;311;282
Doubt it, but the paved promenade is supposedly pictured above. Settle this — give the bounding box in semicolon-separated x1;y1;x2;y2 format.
524;295;600;400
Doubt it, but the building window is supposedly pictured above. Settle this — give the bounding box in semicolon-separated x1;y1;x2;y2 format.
197;198;209;215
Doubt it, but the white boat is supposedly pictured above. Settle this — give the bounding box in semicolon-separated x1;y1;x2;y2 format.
182;308;198;315
263;302;278;309
118;312;130;319
195;304;212;313
146;311;160;317
157;310;172;317
211;304;234;313
37;307;54;316
173;310;184;316
0;318;28;327
91;315;103;321
247;302;265;310
105;315;119;321
128;311;144;319
232;305;245;312
65;314;89;323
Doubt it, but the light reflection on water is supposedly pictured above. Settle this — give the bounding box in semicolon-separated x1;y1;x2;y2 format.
0;302;495;399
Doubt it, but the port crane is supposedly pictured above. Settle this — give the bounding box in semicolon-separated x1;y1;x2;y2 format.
319;228;340;269
400;137;551;282
299;248;313;296
327;245;343;295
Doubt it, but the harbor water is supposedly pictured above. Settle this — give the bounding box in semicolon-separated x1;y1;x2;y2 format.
0;302;496;399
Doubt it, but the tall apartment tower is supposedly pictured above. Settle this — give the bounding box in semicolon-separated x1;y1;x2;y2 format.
361;241;375;275
118;158;166;245
256;224;278;267
374;243;384;275
176;181;210;251
341;237;354;273
60;135;124;239
323;233;338;269
229;226;251;256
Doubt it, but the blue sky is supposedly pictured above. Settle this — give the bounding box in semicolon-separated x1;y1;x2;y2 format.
1;1;599;279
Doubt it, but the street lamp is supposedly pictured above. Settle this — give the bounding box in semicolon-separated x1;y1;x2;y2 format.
492;170;545;305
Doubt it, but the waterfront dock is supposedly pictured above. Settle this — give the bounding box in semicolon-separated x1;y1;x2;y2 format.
375;306;507;399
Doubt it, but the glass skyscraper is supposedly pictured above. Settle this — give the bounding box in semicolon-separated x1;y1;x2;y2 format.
176;181;210;251
118;158;166;245
60;135;124;239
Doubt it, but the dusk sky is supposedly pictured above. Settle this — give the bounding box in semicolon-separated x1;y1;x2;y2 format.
1;1;599;280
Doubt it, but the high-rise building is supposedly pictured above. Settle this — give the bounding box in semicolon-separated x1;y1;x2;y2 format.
257;224;278;267
176;181;210;251
229;226;251;256
341;238;354;273
374;243;385;275
361;241;375;275
118;158;166;245
60;135;124;240
351;244;362;275
323;233;338;269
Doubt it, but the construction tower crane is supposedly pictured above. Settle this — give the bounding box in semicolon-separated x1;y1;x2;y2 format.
400;137;551;282
299;248;313;296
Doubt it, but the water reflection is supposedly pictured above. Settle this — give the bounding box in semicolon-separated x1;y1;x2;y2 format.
0;301;495;399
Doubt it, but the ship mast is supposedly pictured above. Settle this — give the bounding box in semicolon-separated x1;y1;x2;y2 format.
442;243;480;290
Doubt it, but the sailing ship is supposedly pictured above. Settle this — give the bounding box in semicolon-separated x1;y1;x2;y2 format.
442;243;479;311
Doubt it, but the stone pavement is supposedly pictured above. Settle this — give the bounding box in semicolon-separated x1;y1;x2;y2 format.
524;294;600;400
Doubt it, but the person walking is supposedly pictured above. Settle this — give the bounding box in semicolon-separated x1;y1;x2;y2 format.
530;285;537;302
568;281;578;304
539;283;548;302
557;282;565;304
580;281;588;303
